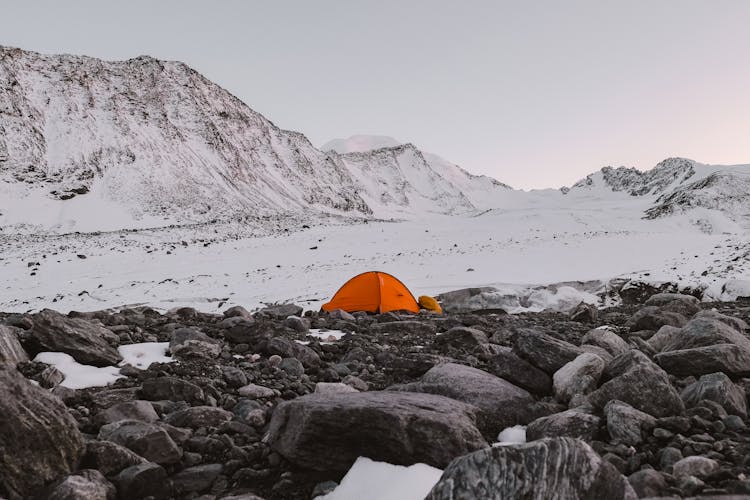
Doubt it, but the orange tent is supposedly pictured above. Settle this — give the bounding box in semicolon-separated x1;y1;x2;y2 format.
322;271;420;314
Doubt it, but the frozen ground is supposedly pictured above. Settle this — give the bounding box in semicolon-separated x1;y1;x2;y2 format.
1;186;748;314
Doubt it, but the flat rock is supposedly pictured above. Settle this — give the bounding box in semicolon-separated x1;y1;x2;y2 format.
672;456;719;479
82;440;148;477
515;329;582;374
140;376;205;404
655;343;750;377
681;372;748;418
426;437;636;500
434;326;488;348
526;410;601;441
27;309;122;366
266;391;488;471
115;463;171;499
98;419;182;465
628;306;688;332
256;303;303;319
95;400;159;426
486;346;552;394
662;317;750;353
238;383;277;399
172;463;223;495
388;362;534;434
0;365;85;499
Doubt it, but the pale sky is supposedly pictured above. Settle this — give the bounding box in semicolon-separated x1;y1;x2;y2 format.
2;0;749;189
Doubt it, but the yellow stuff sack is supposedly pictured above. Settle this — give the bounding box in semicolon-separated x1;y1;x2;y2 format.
418;295;443;314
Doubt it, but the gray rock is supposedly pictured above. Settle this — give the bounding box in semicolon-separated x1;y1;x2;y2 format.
580;344;614;364
628;306;688;332
28;309;122;366
628;469;667;498
656;343;750;377
0;365;85;499
238;383;276;399
115;463;171;499
279;357;305;378
694;309;748;332
47;469;115;500
256;303;303;319
140;376;205;404
515;329;582;374
581;328;629;357
388;362;534;434
265;337;320;368
233;399;266;427
315;382;359;395
172;463;223;495
553;353;606;404
266;391;488;471
526;410;601;441
374;320;438;336
434;286;504;313
283;315;310;333
223;305;252;318
588;355;684;417
486;346;552;394
169;327;221;360
327;309;356;322
83;440;148;477
662;316;750;353
645;293;701;316
570;302;598;323
96;400;159;426
672;455;719;479
605;400;656;445
680;372;748;418
434;326;488;348
222;365;248;388
659;446;683;472
0;325;28;366
426;437;636;500
98;419;182;465
647;325;682;352
164;406;233;428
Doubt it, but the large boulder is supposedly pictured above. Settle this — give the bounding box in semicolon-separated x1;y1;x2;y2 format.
581;328;629;357
655;343;750;377
553;353;606;404
628;306;687;332
46;470;115;500
266;391;488;471
694;309;748;332
0;365;85;499
515;329;582;374
588;352;684;417
95;400;159;426
486;347;552;395
526;410;601;441
645;293;701;317
255;303;303;319
425;437;636;500
82;440;148;477
604;400;656;446
27;309;121;366
0;325;28;366
680;372;748;418
662;316;750;353
388;362;534;434
98;420;182;465
169;327;221;360
140;376;205;404
115;463;171;499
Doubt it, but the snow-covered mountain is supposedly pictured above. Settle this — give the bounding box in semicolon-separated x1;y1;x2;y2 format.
0;47;510;233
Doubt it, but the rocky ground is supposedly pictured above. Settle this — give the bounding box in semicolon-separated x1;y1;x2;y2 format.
2;294;750;499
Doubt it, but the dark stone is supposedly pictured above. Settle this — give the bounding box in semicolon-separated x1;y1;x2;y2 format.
433;326;487;348
570;302;598;323
0;365;85;499
514;329;582;374
140;377;205;404
256;303;303;319
425;437;636;500
628;306;687;332
264;337;320;368
656;343;750;377
27;309;121;366
662;317;750;353
645;293;701;317
526;410;601;441
605;400;656;446
47;469;115;500
115;463;171;499
388;362;534;434
0;325;28;366
628;469;667;498
82;440;148;477
164;406;233;428
266;391;487;471
680;372;748;418
171;463;223;495
486;346;552;394
374;321;438;336
98;420;182;465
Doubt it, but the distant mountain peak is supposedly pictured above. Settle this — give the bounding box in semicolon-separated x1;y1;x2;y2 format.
321;135;403;154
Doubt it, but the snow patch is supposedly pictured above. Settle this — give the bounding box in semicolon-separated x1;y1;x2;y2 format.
308;329;348;341
494;425;527;446
33;352;123;389
317;457;443;500
118;342;174;369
